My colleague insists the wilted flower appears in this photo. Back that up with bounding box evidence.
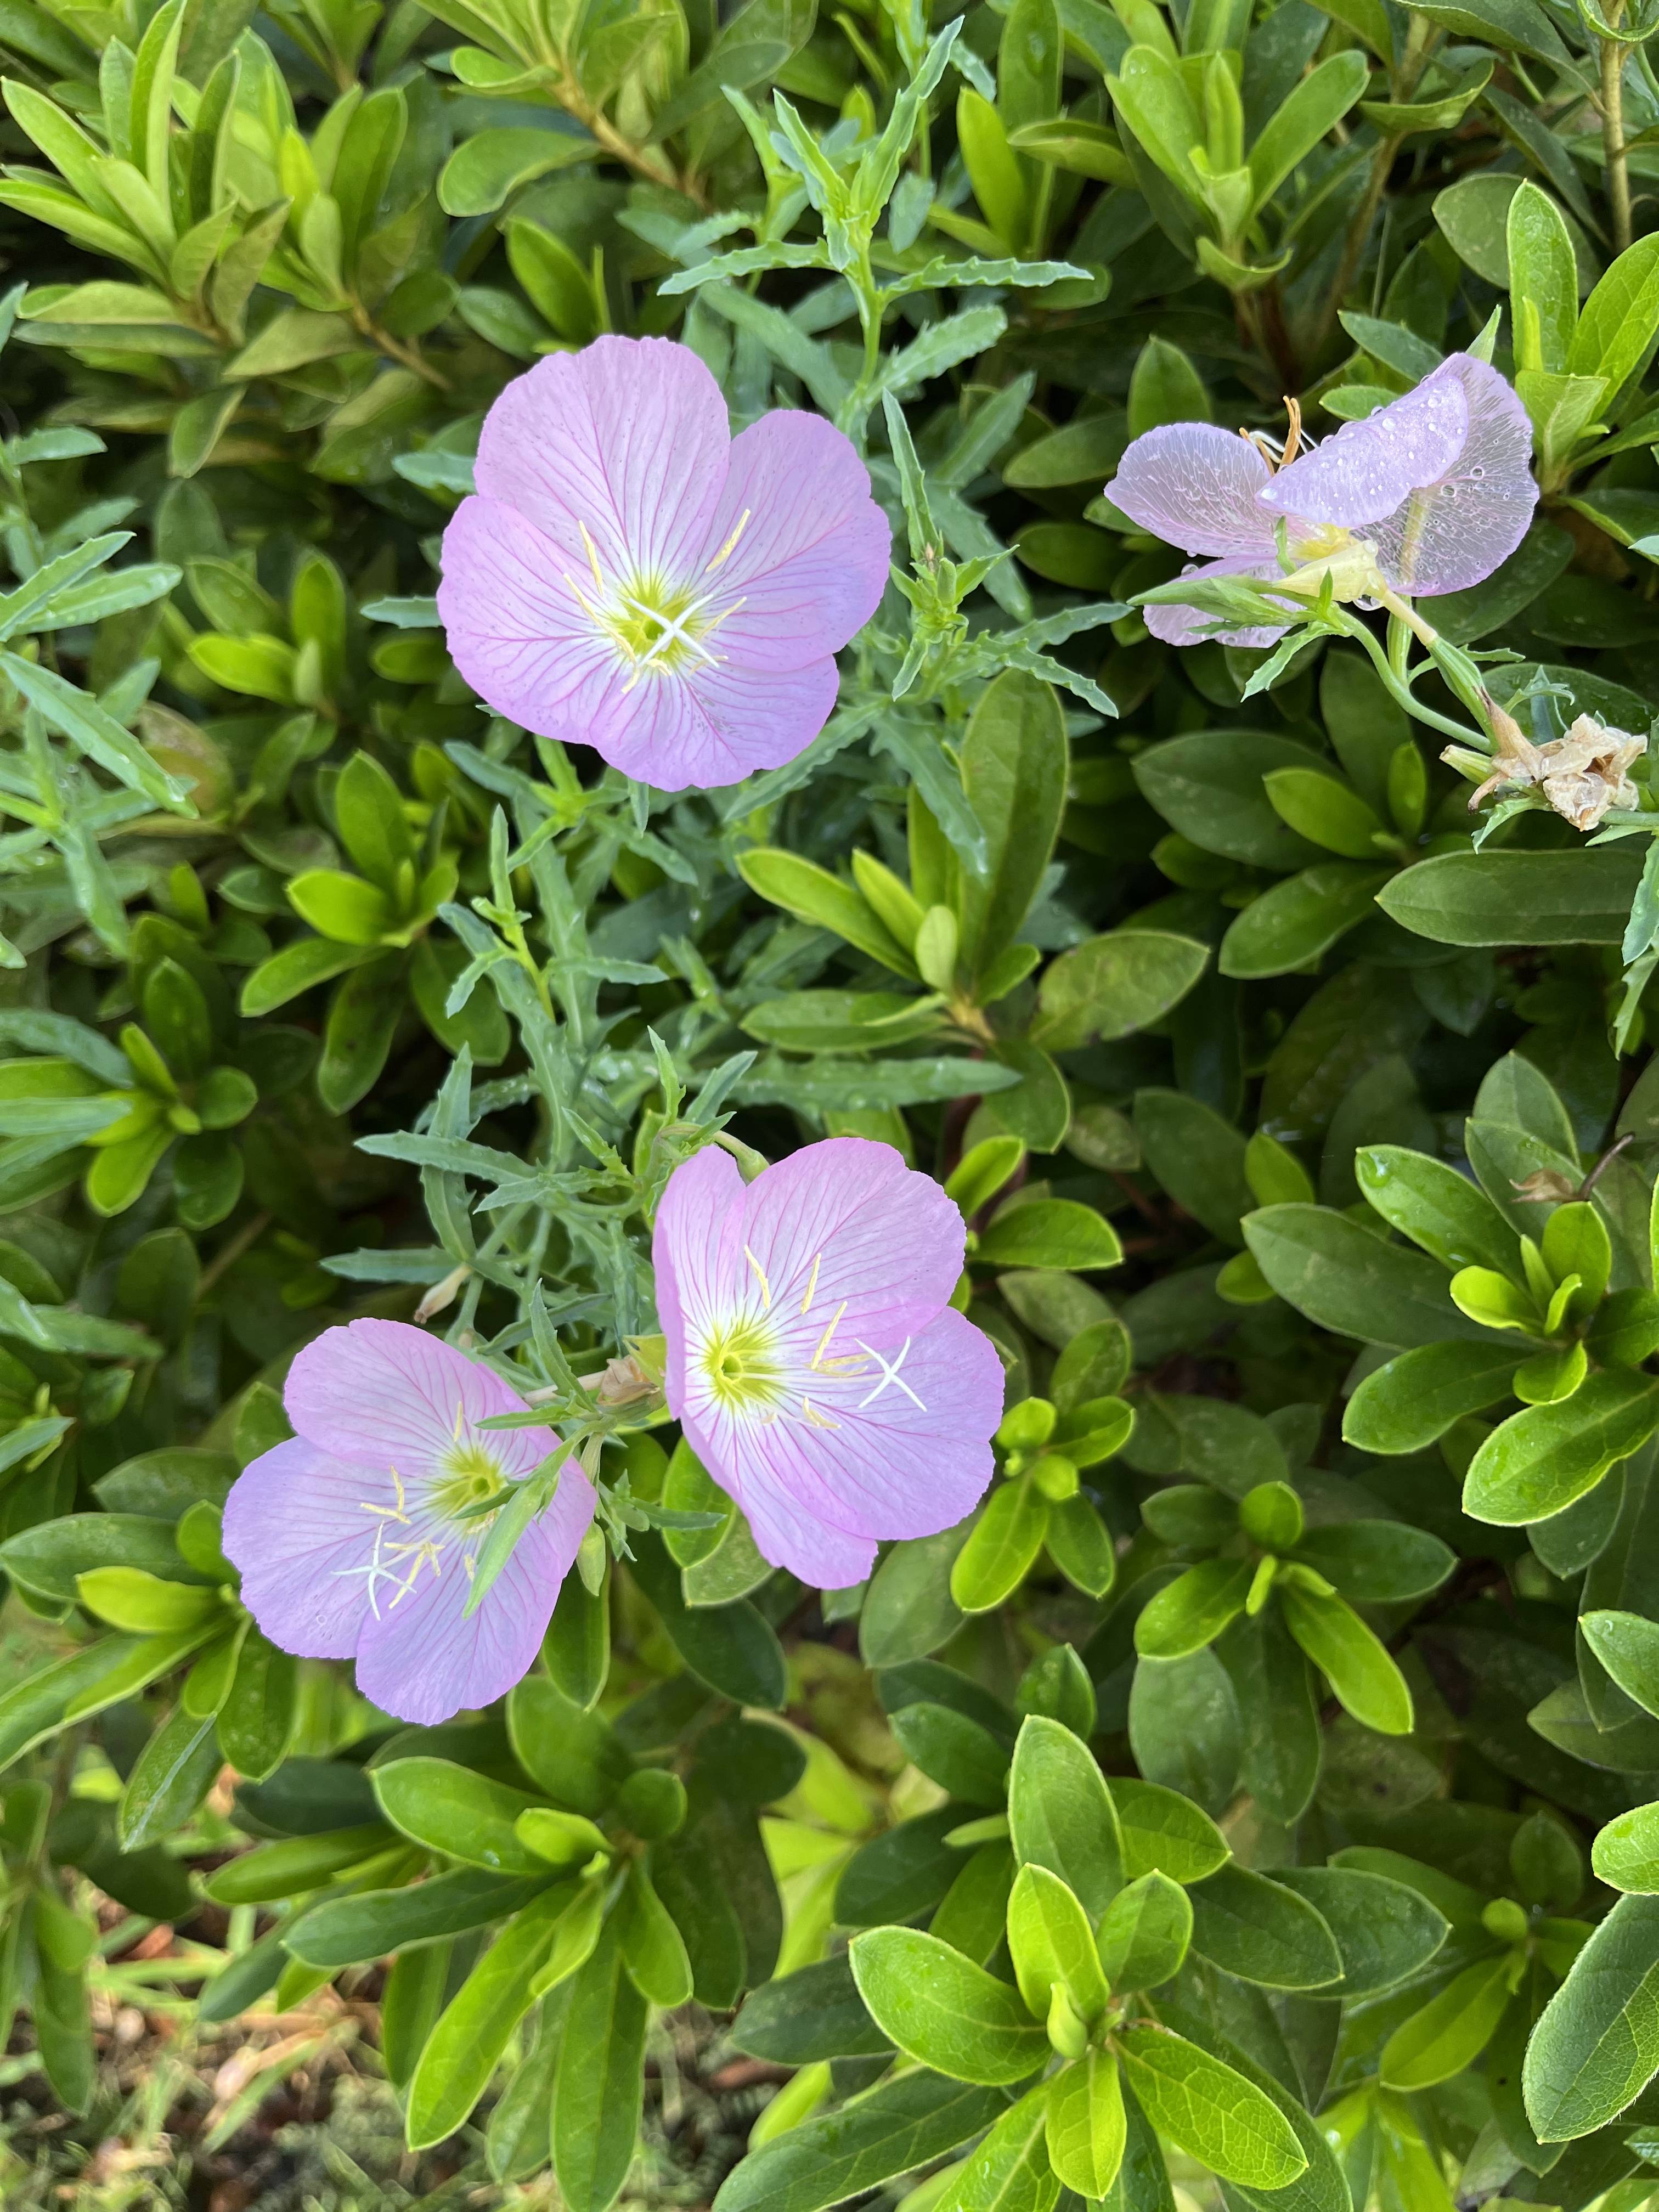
[1465,700,1646,830]
[223,1320,595,1726]
[653,1138,1005,1588]
[1105,353,1537,646]
[438,336,890,791]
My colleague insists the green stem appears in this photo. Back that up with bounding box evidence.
[1309,15,1435,361]
[1600,0,1633,255]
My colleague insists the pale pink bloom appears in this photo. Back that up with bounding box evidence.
[653,1139,1005,1588]
[222,1320,594,1726]
[1105,353,1537,645]
[438,336,890,789]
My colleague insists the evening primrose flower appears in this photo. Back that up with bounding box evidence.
[653,1138,1005,1588]
[438,336,890,791]
[1105,353,1537,646]
[222,1320,595,1726]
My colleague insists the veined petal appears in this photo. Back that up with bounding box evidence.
[655,1143,748,1419]
[439,495,623,733]
[1106,423,1279,558]
[1262,358,1471,528]
[284,1318,554,1481]
[621,657,841,791]
[727,1136,966,1348]
[1365,357,1539,595]
[222,1436,379,1661]
[473,335,730,586]
[696,411,890,673]
[1143,554,1297,648]
[354,1459,596,1726]
[680,1307,1002,1587]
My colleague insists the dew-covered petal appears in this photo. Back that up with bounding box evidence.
[438,495,622,741]
[680,1307,1002,1586]
[1105,423,1279,558]
[729,1137,966,1350]
[285,1318,554,1480]
[695,411,890,673]
[353,1459,596,1726]
[1142,555,1296,648]
[1263,367,1470,528]
[222,1437,376,1661]
[1363,357,1539,595]
[472,336,730,586]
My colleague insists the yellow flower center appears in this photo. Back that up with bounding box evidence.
[429,1440,509,1523]
[701,1314,783,1413]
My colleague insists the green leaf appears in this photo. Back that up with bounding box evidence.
[285,1868,559,1968]
[0,650,189,811]
[1343,1341,1520,1454]
[1592,1799,1659,1893]
[1507,182,1577,372]
[951,1480,1051,1613]
[710,2073,1009,2212]
[1243,1203,1509,1349]
[1187,1865,1342,1990]
[1268,1866,1448,1996]
[1046,2049,1126,2197]
[1031,931,1207,1053]
[553,1916,649,2212]
[1279,1582,1414,1735]
[371,1757,546,1873]
[628,1533,787,1708]
[407,1884,573,2149]
[957,671,1068,992]
[1354,1144,1520,1272]
[1220,865,1390,979]
[438,126,598,216]
[1115,2027,1306,2188]
[738,849,916,975]
[117,1705,221,1849]
[1381,1954,1516,2088]
[1007,1861,1108,2020]
[1581,1609,1659,1719]
[848,1927,1046,2084]
[1135,1560,1252,1661]
[1110,1778,1230,1884]
[1095,1870,1192,1990]
[1377,848,1645,947]
[1246,49,1367,211]
[1007,1714,1124,1917]
[1525,1892,1659,2138]
[952,2084,1060,2212]
[975,1200,1121,1272]
[731,1952,890,2063]
[1463,1373,1659,1523]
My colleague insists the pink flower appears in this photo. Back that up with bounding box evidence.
[653,1138,1005,1588]
[437,336,890,791]
[222,1320,595,1727]
[1104,353,1537,646]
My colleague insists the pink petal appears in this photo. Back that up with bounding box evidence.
[284,1319,554,1481]
[1106,423,1279,558]
[354,1460,596,1726]
[473,336,730,590]
[696,411,890,673]
[610,657,841,791]
[729,1137,966,1349]
[1364,357,1539,595]
[221,1437,376,1661]
[681,1307,1002,1585]
[1263,366,1470,529]
[654,1143,746,1423]
[1143,554,1297,648]
[438,495,624,738]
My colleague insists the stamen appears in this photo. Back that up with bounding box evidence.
[1281,395,1302,467]
[800,1395,840,1430]
[453,1400,465,1442]
[856,1338,926,1412]
[578,520,605,592]
[800,1252,822,1316]
[744,1245,774,1310]
[704,509,752,573]
[810,1300,848,1370]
